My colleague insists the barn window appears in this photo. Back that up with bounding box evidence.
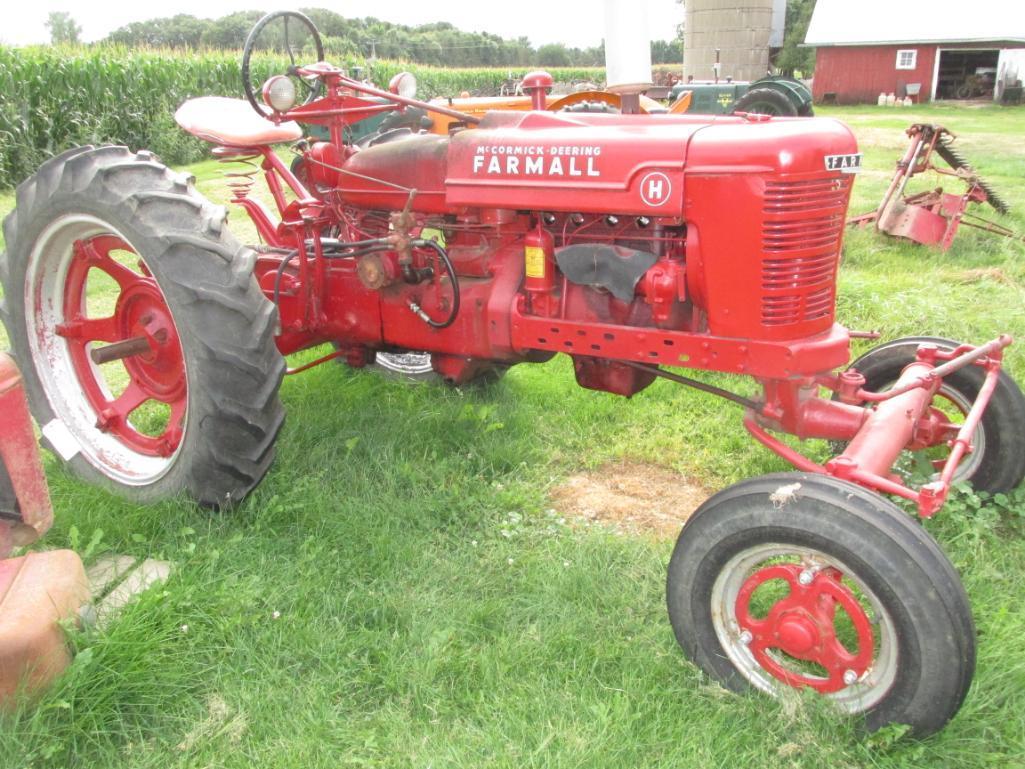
[896,49,918,70]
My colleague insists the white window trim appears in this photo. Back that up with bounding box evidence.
[896,49,918,70]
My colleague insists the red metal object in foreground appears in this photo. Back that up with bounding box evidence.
[0,551,90,706]
[736,564,874,693]
[0,353,53,558]
[0,353,89,707]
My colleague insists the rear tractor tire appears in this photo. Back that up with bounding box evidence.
[0,146,286,507]
[731,88,799,117]
[667,473,976,737]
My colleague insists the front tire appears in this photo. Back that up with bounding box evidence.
[0,146,285,507]
[666,473,975,736]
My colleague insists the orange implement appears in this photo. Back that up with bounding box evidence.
[0,550,89,706]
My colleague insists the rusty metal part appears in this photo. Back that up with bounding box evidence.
[89,336,154,365]
[356,253,396,290]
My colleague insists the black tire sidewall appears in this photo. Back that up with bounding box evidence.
[667,473,975,736]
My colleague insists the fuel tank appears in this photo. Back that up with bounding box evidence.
[333,132,451,213]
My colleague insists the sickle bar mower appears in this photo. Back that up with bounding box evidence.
[849,123,1022,249]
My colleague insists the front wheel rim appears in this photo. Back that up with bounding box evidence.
[26,214,188,486]
[710,543,898,713]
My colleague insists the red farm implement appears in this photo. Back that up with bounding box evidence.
[849,123,1022,250]
[2,10,1022,737]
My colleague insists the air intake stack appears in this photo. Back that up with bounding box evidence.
[604,0,653,111]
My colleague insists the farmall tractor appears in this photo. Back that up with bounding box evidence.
[2,10,1024,738]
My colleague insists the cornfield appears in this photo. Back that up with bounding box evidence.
[0,44,606,190]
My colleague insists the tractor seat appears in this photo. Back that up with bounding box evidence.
[174,97,302,147]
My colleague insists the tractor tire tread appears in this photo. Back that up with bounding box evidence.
[0,145,285,508]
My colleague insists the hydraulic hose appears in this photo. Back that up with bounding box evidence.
[407,238,460,329]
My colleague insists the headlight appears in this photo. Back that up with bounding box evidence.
[263,76,297,113]
[389,72,417,99]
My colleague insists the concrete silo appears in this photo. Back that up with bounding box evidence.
[683,0,783,82]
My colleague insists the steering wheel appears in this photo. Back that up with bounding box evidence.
[241,10,326,119]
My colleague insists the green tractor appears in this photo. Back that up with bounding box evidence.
[668,74,814,116]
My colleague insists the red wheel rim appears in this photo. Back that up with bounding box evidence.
[735,563,875,693]
[56,234,187,457]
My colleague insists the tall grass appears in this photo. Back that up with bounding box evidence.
[0,44,605,190]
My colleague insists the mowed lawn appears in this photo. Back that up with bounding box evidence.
[0,102,1024,768]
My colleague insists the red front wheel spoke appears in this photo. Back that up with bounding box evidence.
[736,564,875,694]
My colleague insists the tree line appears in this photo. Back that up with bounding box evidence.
[93,8,683,67]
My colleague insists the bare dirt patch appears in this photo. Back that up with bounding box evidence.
[550,460,712,539]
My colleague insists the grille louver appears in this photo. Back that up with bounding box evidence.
[760,176,852,327]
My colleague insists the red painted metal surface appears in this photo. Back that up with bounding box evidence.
[0,550,89,706]
[57,235,186,457]
[0,354,53,558]
[187,62,1014,518]
[736,563,874,693]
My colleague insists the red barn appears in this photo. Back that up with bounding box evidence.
[804,0,1025,104]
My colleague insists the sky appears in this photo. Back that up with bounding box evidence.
[1,0,684,49]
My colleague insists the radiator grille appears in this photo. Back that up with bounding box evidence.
[760,176,852,327]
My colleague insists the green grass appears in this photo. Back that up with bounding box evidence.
[1,103,1025,768]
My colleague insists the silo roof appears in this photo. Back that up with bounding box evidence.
[805,0,1025,46]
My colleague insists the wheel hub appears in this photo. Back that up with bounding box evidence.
[116,283,186,402]
[736,563,874,693]
[55,234,188,458]
[775,612,820,656]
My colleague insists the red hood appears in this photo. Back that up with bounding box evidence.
[444,110,857,216]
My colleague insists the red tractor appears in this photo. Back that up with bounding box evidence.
[2,11,1023,737]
